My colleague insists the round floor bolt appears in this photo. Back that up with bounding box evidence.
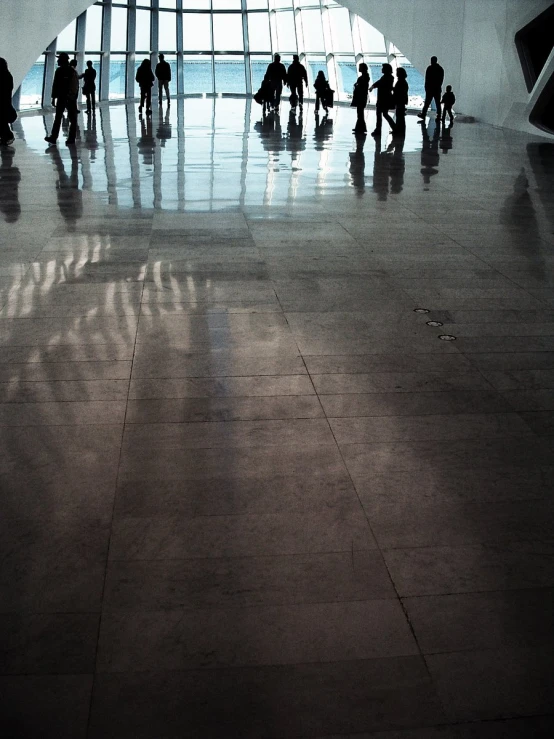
[439,334,457,341]
[427,321,443,327]
[413,308,430,314]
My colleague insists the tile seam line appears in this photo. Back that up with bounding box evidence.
[85,278,144,739]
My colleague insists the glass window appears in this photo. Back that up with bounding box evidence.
[300,9,324,52]
[248,13,271,52]
[247,0,268,7]
[329,8,354,53]
[213,14,244,52]
[275,11,296,52]
[182,0,211,8]
[183,14,211,51]
[357,18,386,54]
[19,55,46,109]
[159,0,177,8]
[213,0,242,8]
[57,19,77,51]
[183,55,213,93]
[111,7,128,52]
[136,9,151,51]
[274,0,293,9]
[159,11,177,51]
[214,56,246,93]
[109,54,127,99]
[251,55,271,91]
[335,58,357,100]
[85,5,103,52]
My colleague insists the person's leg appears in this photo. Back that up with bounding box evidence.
[275,84,282,109]
[448,106,454,124]
[315,93,320,112]
[146,88,152,113]
[419,91,433,117]
[158,80,163,104]
[383,109,396,132]
[372,106,382,134]
[356,104,367,131]
[0,117,12,142]
[395,106,406,136]
[139,88,145,111]
[91,91,96,111]
[434,91,442,120]
[49,102,65,140]
[66,99,78,143]
[164,81,170,103]
[298,83,303,105]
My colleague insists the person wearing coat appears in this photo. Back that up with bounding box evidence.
[369,63,396,137]
[44,52,79,146]
[136,59,155,115]
[80,61,97,114]
[351,62,370,134]
[393,67,409,137]
[265,54,288,112]
[0,58,15,146]
[287,55,308,109]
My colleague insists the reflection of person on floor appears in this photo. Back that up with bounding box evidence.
[50,147,82,230]
[0,147,21,222]
[393,67,409,138]
[287,109,305,167]
[314,111,333,151]
[349,135,366,195]
[156,106,172,146]
[138,115,155,165]
[372,138,391,201]
[387,136,406,194]
[440,122,454,154]
[420,120,441,186]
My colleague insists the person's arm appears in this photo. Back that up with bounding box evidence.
[303,66,308,86]
[51,69,59,104]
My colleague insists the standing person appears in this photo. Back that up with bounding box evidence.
[369,63,396,137]
[441,85,455,125]
[351,62,370,135]
[287,55,308,110]
[136,59,154,116]
[314,70,331,115]
[80,61,97,115]
[45,52,79,146]
[265,54,287,112]
[417,56,444,122]
[70,59,81,114]
[0,58,16,146]
[393,67,409,137]
[155,53,171,106]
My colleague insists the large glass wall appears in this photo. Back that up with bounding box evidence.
[17,0,424,109]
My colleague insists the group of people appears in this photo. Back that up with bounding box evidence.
[39,52,171,147]
[256,53,455,140]
[256,54,333,115]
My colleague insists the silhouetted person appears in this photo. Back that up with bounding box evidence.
[50,146,82,229]
[69,59,81,114]
[369,63,396,138]
[351,62,370,135]
[136,59,154,116]
[441,85,455,125]
[156,53,171,105]
[45,52,79,146]
[80,61,97,115]
[420,120,441,186]
[393,67,409,137]
[314,70,331,115]
[0,147,21,222]
[265,54,287,112]
[287,55,308,109]
[0,57,15,146]
[418,56,444,121]
[349,135,366,195]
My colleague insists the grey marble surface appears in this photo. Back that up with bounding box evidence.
[1,97,553,737]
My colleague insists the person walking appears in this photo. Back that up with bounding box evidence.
[314,70,331,115]
[369,63,396,137]
[393,66,409,137]
[136,58,155,116]
[45,52,79,146]
[0,58,16,146]
[287,55,308,110]
[80,61,97,115]
[155,53,171,106]
[418,56,444,122]
[351,62,370,135]
[265,54,287,112]
[441,85,455,125]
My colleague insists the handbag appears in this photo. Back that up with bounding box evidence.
[325,89,335,109]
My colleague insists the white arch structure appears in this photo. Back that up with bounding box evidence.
[1,0,552,137]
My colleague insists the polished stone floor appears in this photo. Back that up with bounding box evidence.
[1,97,554,738]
